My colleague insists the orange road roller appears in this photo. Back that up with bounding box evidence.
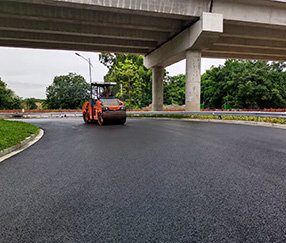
[82,82,126,125]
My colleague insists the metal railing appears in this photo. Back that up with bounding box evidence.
[0,112,82,118]
[0,111,285,120]
[128,111,286,119]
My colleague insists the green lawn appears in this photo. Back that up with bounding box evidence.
[0,119,39,151]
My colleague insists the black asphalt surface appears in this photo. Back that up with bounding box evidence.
[0,118,286,242]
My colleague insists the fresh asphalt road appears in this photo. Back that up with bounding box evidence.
[0,118,286,242]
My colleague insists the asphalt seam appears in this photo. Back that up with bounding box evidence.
[0,129,44,163]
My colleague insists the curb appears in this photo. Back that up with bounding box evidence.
[129,117,286,130]
[181,118,286,129]
[0,129,44,163]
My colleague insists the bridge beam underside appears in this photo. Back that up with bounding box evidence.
[0,1,199,54]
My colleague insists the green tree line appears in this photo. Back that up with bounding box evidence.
[1,57,285,110]
[0,78,44,110]
[0,74,89,110]
[100,55,285,109]
[0,78,22,109]
[99,54,152,108]
[201,60,286,109]
[45,73,89,109]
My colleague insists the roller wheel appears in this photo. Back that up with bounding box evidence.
[120,116,127,125]
[98,113,103,126]
[83,111,90,124]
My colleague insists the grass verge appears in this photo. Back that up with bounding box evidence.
[0,119,39,151]
[128,114,286,125]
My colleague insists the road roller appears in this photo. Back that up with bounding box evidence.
[82,82,126,125]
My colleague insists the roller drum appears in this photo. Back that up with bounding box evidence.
[102,111,126,125]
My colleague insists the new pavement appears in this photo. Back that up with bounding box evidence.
[0,118,286,242]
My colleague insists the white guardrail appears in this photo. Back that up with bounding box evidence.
[0,111,286,120]
[0,112,82,118]
[129,111,286,119]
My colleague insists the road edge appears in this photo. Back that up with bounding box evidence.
[0,129,44,163]
[129,117,286,129]
[181,118,286,129]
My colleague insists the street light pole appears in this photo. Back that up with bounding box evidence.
[75,53,94,117]
[75,52,93,85]
[75,52,94,96]
[88,58,92,86]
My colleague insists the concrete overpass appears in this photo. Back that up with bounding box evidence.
[0,0,285,111]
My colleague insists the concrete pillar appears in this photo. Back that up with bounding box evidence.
[185,50,201,112]
[152,66,164,111]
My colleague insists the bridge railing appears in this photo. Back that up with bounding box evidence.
[1,111,285,121]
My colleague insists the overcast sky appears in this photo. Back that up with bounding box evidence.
[0,47,225,99]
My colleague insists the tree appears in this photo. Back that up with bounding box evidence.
[201,60,286,109]
[164,74,185,105]
[0,77,22,109]
[99,54,152,108]
[24,98,37,110]
[45,73,89,109]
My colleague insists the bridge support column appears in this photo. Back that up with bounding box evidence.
[152,66,164,111]
[185,50,201,112]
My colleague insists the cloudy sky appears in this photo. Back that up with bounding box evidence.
[0,47,225,99]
